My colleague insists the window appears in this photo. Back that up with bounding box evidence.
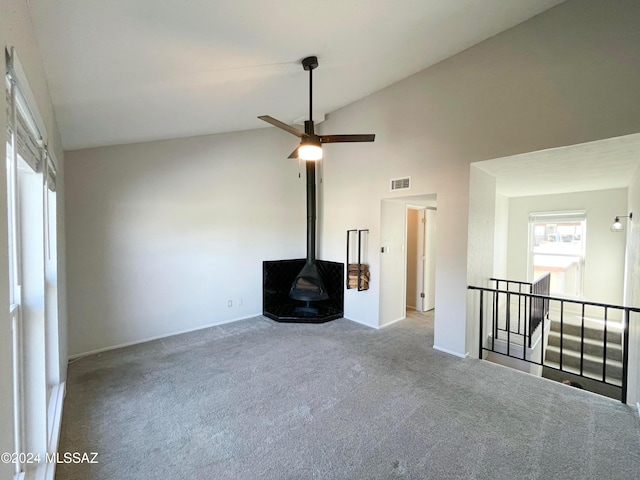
[6,47,61,478]
[529,211,586,298]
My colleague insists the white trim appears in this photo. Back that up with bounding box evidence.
[637,402,640,418]
[342,316,377,329]
[379,316,406,329]
[68,313,261,360]
[46,383,64,451]
[433,345,468,358]
[40,382,65,480]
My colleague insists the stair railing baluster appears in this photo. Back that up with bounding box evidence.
[521,288,527,361]
[478,290,484,359]
[603,306,608,382]
[559,300,564,371]
[621,309,630,404]
[492,290,496,352]
[525,285,530,348]
[506,292,511,357]
[580,303,586,376]
[528,291,533,349]
[540,296,545,366]
[518,283,522,335]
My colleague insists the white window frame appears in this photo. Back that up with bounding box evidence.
[6,46,63,480]
[528,210,587,299]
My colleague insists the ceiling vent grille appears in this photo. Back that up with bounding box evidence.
[390,177,411,191]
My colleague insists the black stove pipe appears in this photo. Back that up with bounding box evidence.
[289,120,329,302]
[305,159,316,264]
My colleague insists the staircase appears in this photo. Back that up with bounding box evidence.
[543,314,623,400]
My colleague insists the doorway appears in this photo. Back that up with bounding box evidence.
[406,206,436,312]
[379,194,437,327]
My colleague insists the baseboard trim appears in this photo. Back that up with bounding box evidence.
[69,313,262,360]
[379,316,406,329]
[433,345,468,358]
[343,316,377,329]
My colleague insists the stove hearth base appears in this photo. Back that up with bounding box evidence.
[263,259,344,323]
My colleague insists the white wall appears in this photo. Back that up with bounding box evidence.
[506,188,627,306]
[493,194,510,280]
[65,128,307,355]
[316,0,640,356]
[378,199,408,327]
[60,1,640,362]
[0,0,67,475]
[624,164,640,406]
[466,166,497,356]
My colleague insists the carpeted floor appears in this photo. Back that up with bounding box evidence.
[56,311,640,480]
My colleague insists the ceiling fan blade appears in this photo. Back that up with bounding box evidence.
[320,134,376,143]
[288,147,299,159]
[258,116,307,138]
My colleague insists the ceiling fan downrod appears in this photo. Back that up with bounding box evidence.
[257,54,375,160]
[302,56,318,136]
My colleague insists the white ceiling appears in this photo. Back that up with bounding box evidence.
[475,133,640,197]
[27,0,564,150]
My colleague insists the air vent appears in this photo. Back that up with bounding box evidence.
[390,177,411,191]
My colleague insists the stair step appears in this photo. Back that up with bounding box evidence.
[542,366,622,399]
[544,346,623,381]
[546,332,622,361]
[549,321,622,343]
[544,361,623,387]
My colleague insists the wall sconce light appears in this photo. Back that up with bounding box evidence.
[610,212,632,232]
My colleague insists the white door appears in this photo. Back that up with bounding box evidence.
[422,209,436,311]
[415,209,426,311]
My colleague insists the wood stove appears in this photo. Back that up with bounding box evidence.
[263,159,343,322]
[263,259,343,323]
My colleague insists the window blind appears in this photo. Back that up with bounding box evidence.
[529,211,586,224]
[6,47,57,190]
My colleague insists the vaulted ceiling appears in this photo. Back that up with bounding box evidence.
[27,0,564,150]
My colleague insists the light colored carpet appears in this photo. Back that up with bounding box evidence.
[56,311,640,479]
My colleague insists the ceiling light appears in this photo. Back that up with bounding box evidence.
[298,137,323,161]
[610,212,632,232]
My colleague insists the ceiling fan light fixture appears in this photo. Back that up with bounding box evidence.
[298,138,323,161]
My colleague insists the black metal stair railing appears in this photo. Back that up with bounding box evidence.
[490,273,550,347]
[468,283,639,403]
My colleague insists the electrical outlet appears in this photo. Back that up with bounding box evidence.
[227,300,232,307]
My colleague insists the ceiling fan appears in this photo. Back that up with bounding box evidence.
[258,56,375,161]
